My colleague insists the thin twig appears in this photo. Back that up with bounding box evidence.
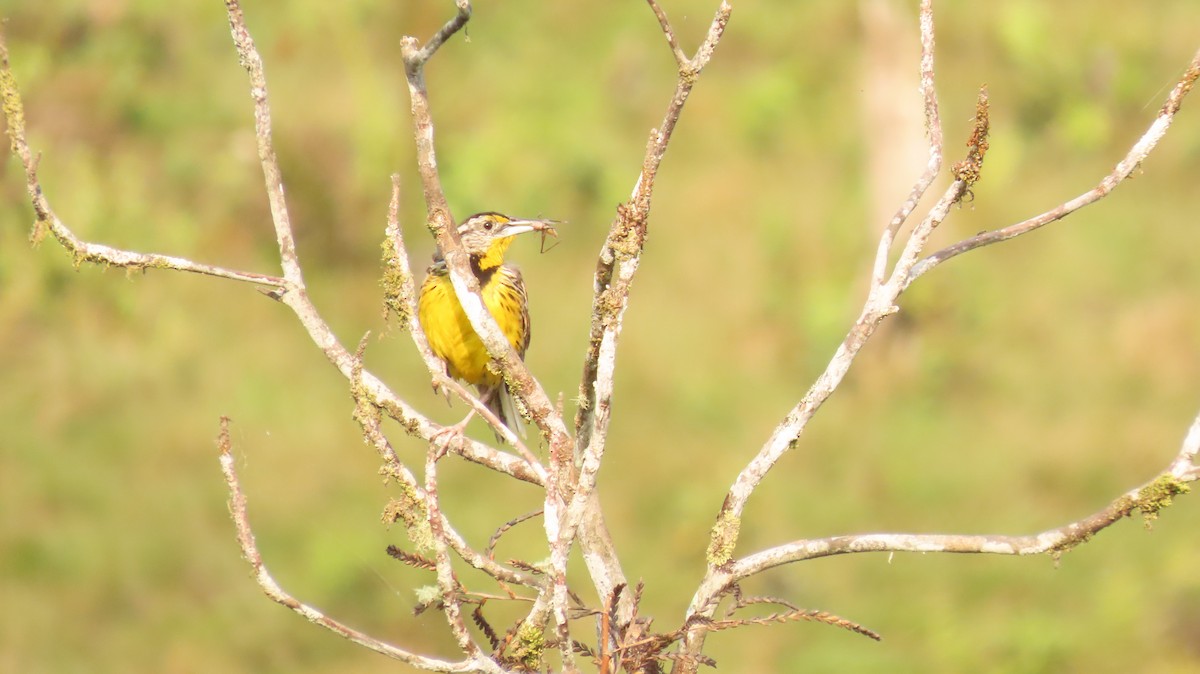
[415,1,473,65]
[646,0,689,68]
[908,46,1200,285]
[424,440,480,656]
[383,174,445,377]
[685,23,1030,669]
[400,0,565,448]
[487,509,545,560]
[680,403,1200,672]
[373,395,544,485]
[700,609,881,642]
[216,417,485,673]
[8,11,545,668]
[870,0,942,289]
[223,0,303,287]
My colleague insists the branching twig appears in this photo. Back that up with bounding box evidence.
[646,0,690,68]
[11,1,1197,671]
[704,4,1198,578]
[6,8,546,668]
[703,0,952,580]
[222,0,303,287]
[908,47,1200,284]
[870,0,943,289]
[482,509,544,601]
[575,0,733,470]
[382,174,447,380]
[676,8,1200,673]
[398,46,579,670]
[569,0,733,626]
[395,6,584,668]
[0,30,284,288]
[716,404,1200,581]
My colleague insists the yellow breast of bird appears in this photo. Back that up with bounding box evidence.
[418,265,529,387]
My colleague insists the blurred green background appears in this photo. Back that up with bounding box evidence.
[3,0,1200,672]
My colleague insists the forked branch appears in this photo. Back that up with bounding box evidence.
[8,1,1198,672]
[909,47,1200,284]
[567,0,732,630]
[704,3,1199,573]
[0,31,284,288]
[720,406,1200,587]
[675,5,1200,671]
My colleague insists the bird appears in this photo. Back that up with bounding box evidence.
[417,212,558,441]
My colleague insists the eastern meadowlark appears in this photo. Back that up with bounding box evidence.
[417,212,558,439]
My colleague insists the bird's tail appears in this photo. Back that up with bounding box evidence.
[484,384,526,441]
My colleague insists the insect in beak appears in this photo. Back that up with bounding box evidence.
[500,218,560,253]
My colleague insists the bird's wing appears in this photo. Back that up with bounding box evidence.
[498,265,532,357]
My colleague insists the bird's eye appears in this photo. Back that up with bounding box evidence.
[483,220,494,231]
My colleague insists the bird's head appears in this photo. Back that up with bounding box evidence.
[457,212,558,269]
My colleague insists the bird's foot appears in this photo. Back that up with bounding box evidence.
[429,411,476,456]
[431,375,454,406]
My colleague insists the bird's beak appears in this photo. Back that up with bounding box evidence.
[497,218,560,239]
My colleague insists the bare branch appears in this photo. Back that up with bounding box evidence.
[1171,410,1200,476]
[383,174,446,378]
[12,1,1196,670]
[870,0,943,288]
[706,170,974,576]
[0,29,284,288]
[223,0,304,287]
[394,10,582,662]
[646,0,690,69]
[569,2,732,623]
[576,1,733,458]
[8,9,544,666]
[373,394,544,485]
[676,4,1190,667]
[678,404,1200,671]
[217,417,489,673]
[5,7,473,511]
[908,46,1200,285]
[415,0,473,65]
[724,406,1200,580]
[424,443,482,657]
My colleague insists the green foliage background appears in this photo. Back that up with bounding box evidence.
[3,1,1200,672]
